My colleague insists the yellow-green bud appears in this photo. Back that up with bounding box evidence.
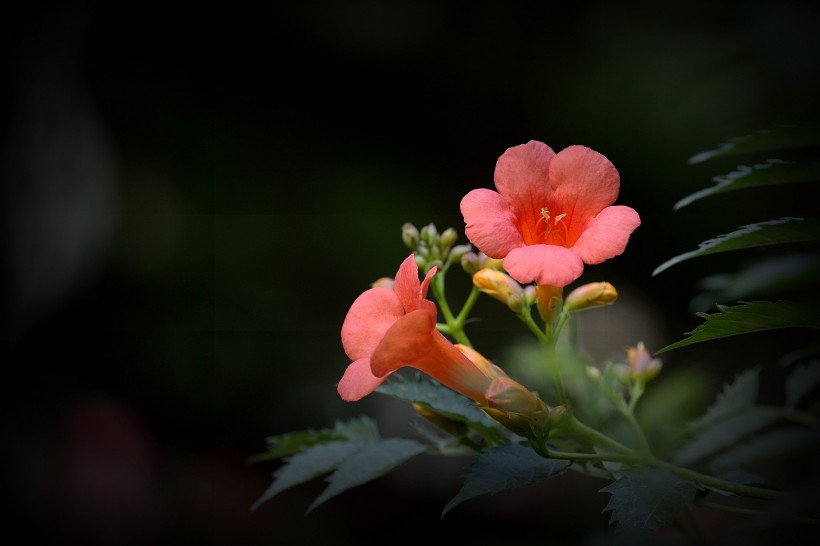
[371,277,394,288]
[449,244,472,262]
[420,223,437,244]
[564,282,618,312]
[401,223,419,250]
[439,227,458,248]
[548,405,567,427]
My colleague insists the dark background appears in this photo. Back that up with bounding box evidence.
[2,1,819,545]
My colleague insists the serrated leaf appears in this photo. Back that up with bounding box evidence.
[307,438,427,513]
[675,158,820,210]
[689,253,820,312]
[601,467,699,542]
[674,407,779,467]
[252,428,343,461]
[656,301,820,354]
[785,360,820,409]
[688,367,760,430]
[251,441,364,511]
[710,427,820,472]
[688,124,820,164]
[442,442,570,516]
[377,374,496,428]
[333,415,380,442]
[653,218,820,276]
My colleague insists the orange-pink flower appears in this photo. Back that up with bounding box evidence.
[460,140,641,287]
[337,254,497,402]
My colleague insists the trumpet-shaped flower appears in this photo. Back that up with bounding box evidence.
[337,254,498,402]
[460,140,641,287]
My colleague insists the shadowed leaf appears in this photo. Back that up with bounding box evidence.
[251,441,364,511]
[675,407,779,467]
[653,218,820,276]
[688,124,820,164]
[377,374,496,427]
[307,438,427,513]
[601,467,699,542]
[675,158,820,210]
[442,442,570,516]
[656,301,820,354]
[785,360,820,409]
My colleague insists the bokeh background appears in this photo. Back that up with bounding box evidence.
[3,1,819,544]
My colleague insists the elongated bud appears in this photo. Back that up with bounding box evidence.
[412,403,468,438]
[485,376,542,414]
[473,269,523,310]
[454,344,505,380]
[564,282,617,312]
[420,223,437,244]
[627,342,663,382]
[535,284,563,323]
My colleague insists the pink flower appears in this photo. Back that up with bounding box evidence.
[337,254,497,402]
[460,140,641,287]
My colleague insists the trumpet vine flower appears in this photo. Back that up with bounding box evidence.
[460,140,641,287]
[337,254,499,402]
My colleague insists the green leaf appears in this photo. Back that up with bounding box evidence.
[307,438,427,513]
[689,253,820,312]
[251,441,364,511]
[377,374,496,428]
[442,442,570,516]
[653,218,820,276]
[785,360,820,409]
[674,407,779,467]
[252,428,344,462]
[710,427,820,472]
[601,467,699,542]
[675,158,820,210]
[333,415,380,442]
[655,301,820,354]
[687,124,820,164]
[688,367,760,430]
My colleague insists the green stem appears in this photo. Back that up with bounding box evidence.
[518,307,549,344]
[544,340,569,407]
[454,286,481,329]
[431,273,472,347]
[657,461,784,500]
[696,499,820,524]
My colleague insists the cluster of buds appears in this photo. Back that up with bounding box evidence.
[402,222,471,271]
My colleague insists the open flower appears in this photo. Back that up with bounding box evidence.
[460,140,641,287]
[337,254,499,402]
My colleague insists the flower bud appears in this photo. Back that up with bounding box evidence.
[548,405,567,427]
[414,253,427,269]
[627,342,663,382]
[401,223,419,250]
[412,403,468,438]
[586,366,602,381]
[439,227,458,248]
[535,285,563,323]
[449,244,472,262]
[564,282,618,312]
[473,269,523,310]
[420,223,437,244]
[460,252,482,275]
[483,257,505,271]
[485,376,542,414]
[371,277,394,288]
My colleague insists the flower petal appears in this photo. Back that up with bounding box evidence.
[461,188,524,258]
[504,244,585,287]
[341,287,404,361]
[337,358,387,402]
[392,254,423,313]
[493,141,556,245]
[570,205,641,264]
[548,146,621,244]
[371,309,492,402]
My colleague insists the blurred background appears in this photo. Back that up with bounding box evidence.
[2,1,819,544]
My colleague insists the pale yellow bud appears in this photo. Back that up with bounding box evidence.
[564,282,618,312]
[473,269,523,309]
[371,277,394,288]
[535,284,563,323]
